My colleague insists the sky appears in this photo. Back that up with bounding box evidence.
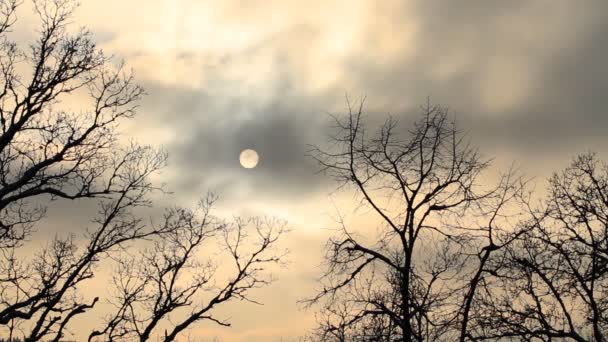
[11,0,608,340]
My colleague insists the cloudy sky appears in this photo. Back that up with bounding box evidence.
[13,0,608,340]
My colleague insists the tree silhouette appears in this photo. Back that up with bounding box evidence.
[89,197,287,342]
[0,0,170,339]
[307,100,527,341]
[0,1,287,341]
[469,153,608,341]
[0,0,150,248]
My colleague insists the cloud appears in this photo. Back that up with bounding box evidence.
[338,0,608,156]
[132,66,337,204]
[166,91,330,200]
[102,0,608,210]
[38,1,608,339]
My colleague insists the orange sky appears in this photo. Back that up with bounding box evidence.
[7,0,608,340]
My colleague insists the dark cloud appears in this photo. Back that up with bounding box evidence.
[138,78,335,202]
[171,96,329,199]
[16,1,608,339]
[343,0,608,156]
[130,0,608,204]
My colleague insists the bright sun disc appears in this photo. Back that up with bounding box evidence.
[239,149,259,169]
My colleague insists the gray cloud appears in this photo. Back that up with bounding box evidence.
[138,78,335,202]
[170,95,329,199]
[130,0,608,203]
[12,1,608,340]
[343,0,608,155]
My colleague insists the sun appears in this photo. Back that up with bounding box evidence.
[239,149,259,169]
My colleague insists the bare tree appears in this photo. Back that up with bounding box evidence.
[0,0,149,247]
[0,2,290,341]
[0,143,169,341]
[0,2,289,341]
[0,0,170,340]
[89,197,287,342]
[471,153,608,341]
[307,99,525,341]
[309,279,402,342]
[454,168,529,342]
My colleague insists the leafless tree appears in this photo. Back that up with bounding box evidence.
[0,0,150,247]
[306,99,526,341]
[88,197,287,342]
[0,2,289,341]
[308,281,402,342]
[0,0,169,340]
[0,143,170,341]
[470,153,608,341]
[454,167,530,342]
